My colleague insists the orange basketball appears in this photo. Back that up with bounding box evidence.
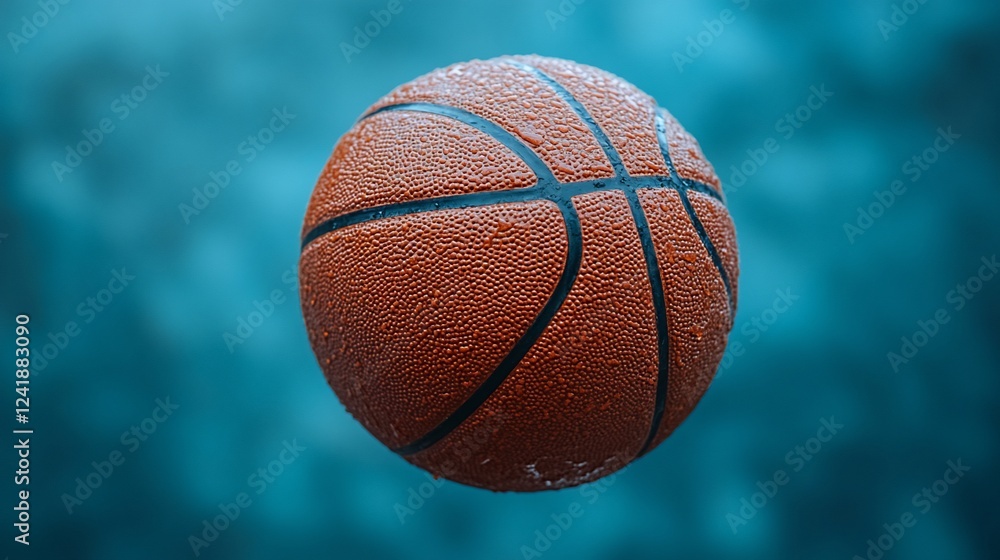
[299,55,738,492]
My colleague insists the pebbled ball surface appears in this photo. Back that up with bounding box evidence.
[300,55,739,492]
[300,201,565,449]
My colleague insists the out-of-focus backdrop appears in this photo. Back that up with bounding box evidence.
[2,0,999,558]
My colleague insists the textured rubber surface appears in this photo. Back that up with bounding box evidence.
[405,190,659,491]
[369,57,612,183]
[514,56,670,178]
[303,110,536,233]
[299,55,739,492]
[637,189,732,449]
[300,201,566,449]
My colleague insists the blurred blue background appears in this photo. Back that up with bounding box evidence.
[2,0,999,558]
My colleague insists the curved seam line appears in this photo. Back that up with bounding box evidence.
[302,102,722,249]
[392,201,583,456]
[511,60,672,462]
[679,190,735,313]
[655,109,734,313]
[634,108,732,452]
[655,108,726,201]
[300,174,720,249]
[626,191,672,457]
[363,102,556,181]
[503,58,626,177]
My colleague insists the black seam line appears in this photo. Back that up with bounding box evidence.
[626,191,672,458]
[654,107,727,202]
[502,59,627,178]
[299,174,721,250]
[634,108,734,454]
[655,108,682,181]
[654,109,734,313]
[678,190,735,313]
[301,101,722,249]
[392,201,584,456]
[363,103,556,182]
[510,60,672,462]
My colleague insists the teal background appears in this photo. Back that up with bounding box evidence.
[2,0,999,559]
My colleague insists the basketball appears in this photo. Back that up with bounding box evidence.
[299,55,738,492]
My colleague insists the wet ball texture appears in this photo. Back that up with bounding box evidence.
[300,55,739,492]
